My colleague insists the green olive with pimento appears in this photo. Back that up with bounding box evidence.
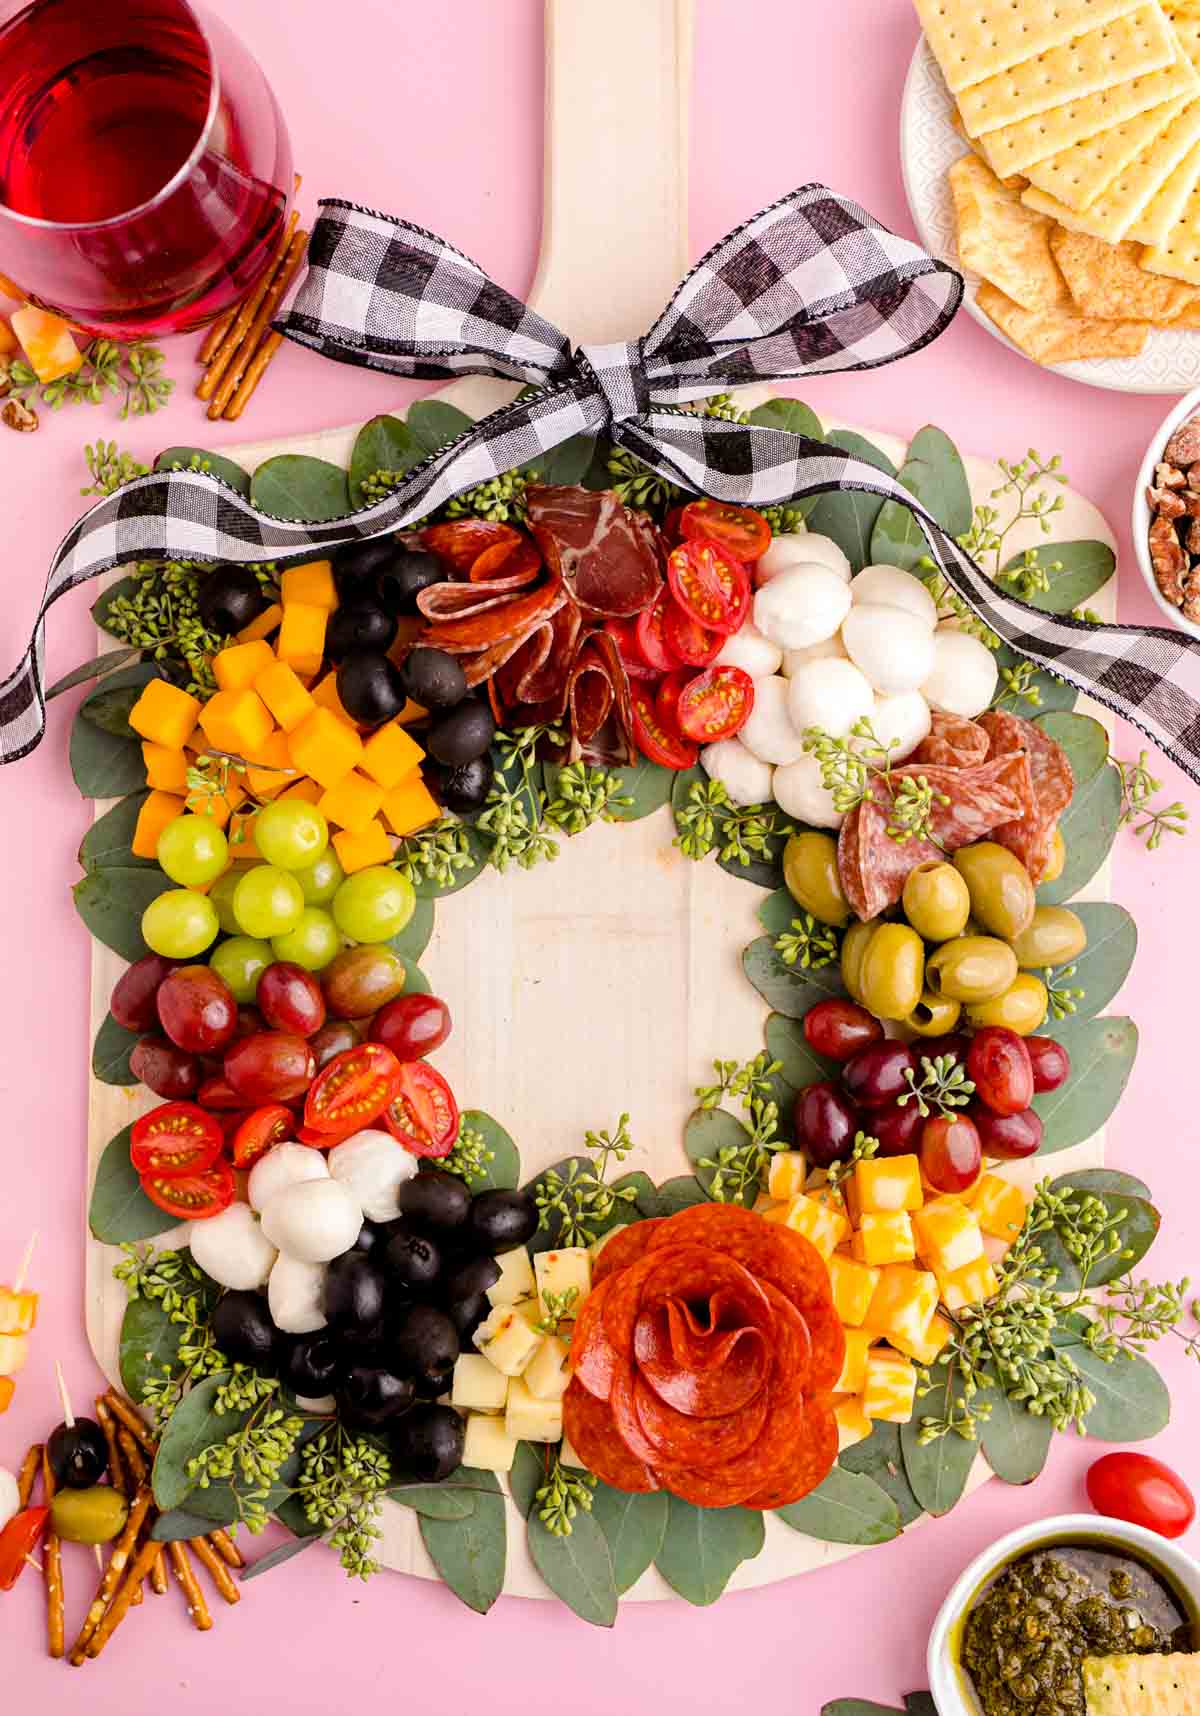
[857,923,925,1021]
[965,972,1049,1034]
[1009,906,1088,970]
[782,832,850,928]
[952,841,1037,941]
[925,935,1018,1004]
[901,860,971,942]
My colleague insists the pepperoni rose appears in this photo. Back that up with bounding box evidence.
[562,1203,845,1509]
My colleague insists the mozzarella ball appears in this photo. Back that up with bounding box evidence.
[785,658,874,741]
[842,603,936,695]
[754,566,851,650]
[850,564,938,628]
[700,738,774,807]
[783,634,848,676]
[268,1254,328,1335]
[328,1128,418,1223]
[738,675,806,765]
[0,1466,18,1533]
[189,1202,278,1291]
[921,627,999,718]
[772,753,845,830]
[865,691,932,762]
[248,1142,328,1214]
[715,620,783,679]
[756,532,851,586]
[260,1178,362,1264]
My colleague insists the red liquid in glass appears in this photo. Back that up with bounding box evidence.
[0,0,292,336]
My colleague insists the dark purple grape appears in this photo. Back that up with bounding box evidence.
[843,1042,916,1108]
[869,1099,923,1158]
[795,1081,859,1168]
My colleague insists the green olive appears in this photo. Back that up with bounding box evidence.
[901,861,971,942]
[905,990,962,1037]
[782,832,850,928]
[841,921,877,1005]
[858,923,925,1022]
[965,972,1049,1035]
[1008,906,1088,970]
[952,842,1037,941]
[50,1485,130,1546]
[926,936,1019,1004]
[1042,827,1067,884]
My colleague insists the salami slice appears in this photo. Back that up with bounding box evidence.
[570,1277,617,1401]
[632,1364,771,1467]
[591,1219,663,1286]
[422,519,523,573]
[978,710,1073,881]
[633,1304,769,1416]
[608,1357,665,1467]
[913,711,990,769]
[645,1206,833,1317]
[496,601,583,713]
[526,486,663,618]
[418,581,565,648]
[739,1394,840,1510]
[562,1379,657,1494]
[469,537,541,587]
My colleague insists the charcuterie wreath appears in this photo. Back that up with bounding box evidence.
[20,192,1200,1625]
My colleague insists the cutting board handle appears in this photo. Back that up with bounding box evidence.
[529,0,692,343]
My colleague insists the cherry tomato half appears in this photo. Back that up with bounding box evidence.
[304,1043,404,1136]
[129,1102,223,1178]
[1086,1453,1196,1539]
[662,598,723,667]
[602,616,656,681]
[383,1062,459,1157]
[676,665,755,743]
[231,1103,296,1170]
[631,687,699,769]
[0,1507,49,1591]
[141,1160,235,1222]
[667,539,751,636]
[655,668,696,735]
[680,500,772,562]
[635,590,684,674]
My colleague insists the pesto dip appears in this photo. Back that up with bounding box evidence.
[960,1544,1191,1716]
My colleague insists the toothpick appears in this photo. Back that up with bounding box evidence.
[54,1360,74,1428]
[13,1231,37,1294]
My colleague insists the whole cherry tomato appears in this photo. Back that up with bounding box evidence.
[602,616,656,681]
[655,668,696,735]
[1086,1452,1196,1539]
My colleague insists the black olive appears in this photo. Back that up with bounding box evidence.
[430,753,494,818]
[400,647,468,711]
[385,1226,442,1291]
[332,537,401,590]
[324,1253,388,1328]
[412,1365,455,1401]
[47,1420,109,1490]
[398,1168,472,1234]
[281,1331,343,1398]
[195,567,268,635]
[446,1291,490,1340]
[391,1303,460,1381]
[426,699,496,768]
[336,651,407,724]
[377,551,443,617]
[388,1404,465,1483]
[213,1289,277,1367]
[468,1188,539,1253]
[337,1366,415,1430]
[444,1254,500,1304]
[325,601,398,661]
[340,1318,390,1357]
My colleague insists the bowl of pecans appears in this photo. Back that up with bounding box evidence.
[1136,386,1200,638]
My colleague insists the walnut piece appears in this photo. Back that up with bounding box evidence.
[1150,513,1187,604]
[1165,417,1200,466]
[1,399,37,433]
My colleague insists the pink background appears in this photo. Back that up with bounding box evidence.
[2,0,1198,1708]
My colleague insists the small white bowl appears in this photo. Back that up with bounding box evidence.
[1133,383,1200,640]
[927,1512,1200,1716]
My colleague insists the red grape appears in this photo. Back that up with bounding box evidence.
[156,965,238,1054]
[110,954,181,1033]
[130,1035,201,1099]
[234,1007,266,1039]
[917,1034,970,1066]
[970,1102,1043,1162]
[196,1073,246,1110]
[843,1042,915,1107]
[370,995,452,1062]
[920,1113,982,1194]
[796,1081,860,1168]
[321,946,406,1019]
[224,1032,316,1104]
[869,1099,923,1158]
[310,1020,360,1069]
[256,962,326,1037]
[966,1027,1034,1117]
[801,999,883,1063]
[1026,1035,1070,1094]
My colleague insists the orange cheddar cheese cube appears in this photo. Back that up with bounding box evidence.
[395,697,428,727]
[141,743,188,794]
[183,776,247,828]
[970,1173,1028,1244]
[198,688,274,758]
[0,1376,13,1414]
[835,1329,875,1396]
[360,721,425,791]
[921,1162,983,1205]
[254,660,317,733]
[132,790,186,858]
[764,1193,847,1259]
[889,1309,952,1367]
[828,1254,880,1327]
[936,1255,998,1312]
[127,679,201,751]
[213,639,275,693]
[862,1349,917,1423]
[278,777,324,806]
[913,1198,985,1275]
[864,1264,939,1352]
[228,812,261,860]
[834,1395,872,1451]
[852,1155,924,1216]
[332,820,393,874]
[380,774,440,837]
[289,708,363,789]
[767,1150,808,1201]
[281,560,336,610]
[11,305,81,382]
[311,672,356,726]
[319,770,386,834]
[236,602,283,645]
[851,1211,915,1268]
[245,731,294,799]
[277,602,327,678]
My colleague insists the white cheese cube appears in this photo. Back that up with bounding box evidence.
[534,1246,592,1309]
[505,1377,564,1443]
[474,1303,544,1377]
[462,1412,518,1473]
[486,1246,536,1307]
[559,1435,588,1470]
[451,1354,509,1414]
[524,1335,571,1402]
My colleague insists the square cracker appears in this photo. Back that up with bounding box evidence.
[1143,167,1200,276]
[975,278,1151,360]
[959,6,1177,138]
[916,0,1142,94]
[1050,225,1200,314]
[950,107,1028,187]
[1083,1652,1200,1715]
[949,153,1068,309]
[1021,95,1200,239]
[1025,93,1187,212]
[1130,130,1200,237]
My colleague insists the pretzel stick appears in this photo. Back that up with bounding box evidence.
[68,1487,152,1665]
[117,1427,167,1595]
[102,1390,156,1455]
[85,1535,162,1660]
[196,305,236,365]
[197,207,301,401]
[207,231,307,420]
[206,1527,244,1570]
[222,330,284,421]
[94,1398,125,1492]
[40,1447,64,1659]
[168,1541,212,1631]
[187,1534,240,1605]
[16,1444,40,1506]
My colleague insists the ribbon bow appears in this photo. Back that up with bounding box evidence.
[8,183,1200,787]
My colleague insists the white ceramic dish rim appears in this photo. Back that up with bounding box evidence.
[1133,384,1200,641]
[926,1511,1200,1716]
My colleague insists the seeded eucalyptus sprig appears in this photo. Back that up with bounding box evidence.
[444,468,537,524]
[991,657,1045,712]
[392,819,476,887]
[534,1288,580,1339]
[825,1129,880,1191]
[442,1118,495,1186]
[113,1244,228,1428]
[543,761,633,834]
[897,1054,976,1120]
[11,336,174,416]
[694,1052,786,1205]
[534,1448,597,1537]
[774,912,840,970]
[957,448,1068,597]
[298,1423,391,1580]
[81,440,149,498]
[1044,963,1085,1021]
[1115,751,1189,851]
[186,1374,305,1534]
[535,1114,639,1246]
[674,778,793,866]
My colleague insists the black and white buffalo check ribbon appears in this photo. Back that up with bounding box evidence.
[9,183,1200,782]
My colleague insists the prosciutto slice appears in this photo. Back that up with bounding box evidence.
[526,486,664,617]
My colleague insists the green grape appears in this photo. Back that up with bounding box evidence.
[294,848,345,907]
[331,866,415,944]
[209,935,273,1003]
[254,800,330,870]
[156,814,229,887]
[209,866,254,936]
[142,890,219,959]
[271,907,342,972]
[232,865,306,939]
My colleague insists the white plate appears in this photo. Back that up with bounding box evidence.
[900,36,1200,396]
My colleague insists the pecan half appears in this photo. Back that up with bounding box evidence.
[1165,417,1200,466]
[1149,485,1188,519]
[1156,460,1187,487]
[1150,513,1188,604]
[1,398,37,433]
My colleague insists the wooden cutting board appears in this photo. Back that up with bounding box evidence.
[84,0,1117,1599]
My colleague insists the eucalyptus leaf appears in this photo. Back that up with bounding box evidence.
[274,1493,325,1539]
[544,757,674,823]
[155,446,252,495]
[822,1701,906,1716]
[589,1483,668,1594]
[387,1483,477,1521]
[1048,903,1136,1021]
[654,1175,713,1215]
[1051,1167,1151,1202]
[836,1423,925,1526]
[905,1696,939,1716]
[70,715,147,799]
[747,397,824,441]
[78,790,155,872]
[1049,1330,1171,1442]
[525,433,598,487]
[120,1296,183,1403]
[684,1108,756,1204]
[776,1466,901,1544]
[611,1171,658,1218]
[1004,540,1115,615]
[756,889,803,939]
[150,1508,225,1543]
[1037,1181,1160,1292]
[406,400,474,456]
[717,844,789,891]
[46,646,143,701]
[388,893,434,961]
[742,934,847,1017]
[394,954,431,997]
[901,1366,978,1516]
[419,1467,506,1613]
[250,455,350,521]
[870,426,971,571]
[458,1109,521,1192]
[976,1388,1054,1485]
[73,865,172,962]
[240,1535,324,1580]
[1039,764,1122,904]
[528,1508,618,1626]
[654,1495,765,1605]
[992,645,1078,717]
[507,1442,544,1518]
[1032,1016,1138,1153]
[93,1012,140,1085]
[807,433,898,572]
[764,1011,840,1090]
[92,576,140,636]
[153,1374,241,1511]
[81,660,165,730]
[1034,712,1109,789]
[349,414,423,505]
[89,1123,172,1243]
